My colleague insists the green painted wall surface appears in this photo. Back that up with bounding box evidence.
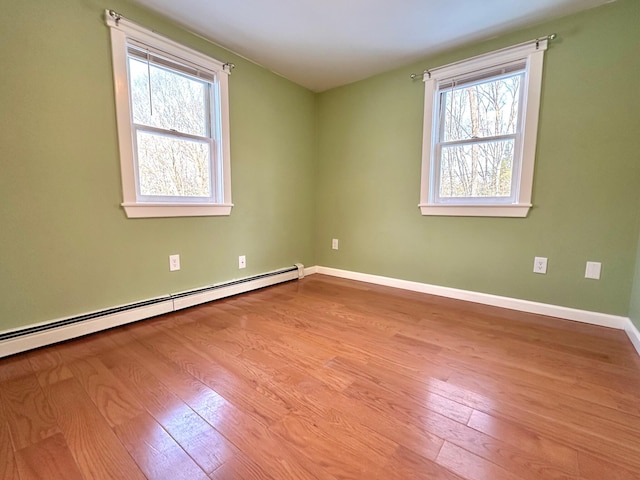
[315,0,640,316]
[0,0,316,331]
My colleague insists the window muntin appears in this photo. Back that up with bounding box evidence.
[105,11,232,218]
[419,41,547,217]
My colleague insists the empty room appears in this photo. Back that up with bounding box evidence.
[1,0,640,478]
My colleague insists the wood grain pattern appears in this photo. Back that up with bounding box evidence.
[0,373,59,449]
[44,377,146,480]
[0,354,33,383]
[374,446,466,480]
[209,451,275,480]
[270,412,385,479]
[195,394,335,480]
[14,433,84,480]
[0,274,639,480]
[27,346,73,387]
[66,356,144,427]
[295,371,446,461]
[113,411,210,480]
[343,376,582,480]
[104,346,236,474]
[0,402,20,480]
[436,441,525,480]
[577,452,640,480]
[466,409,579,473]
[129,323,290,423]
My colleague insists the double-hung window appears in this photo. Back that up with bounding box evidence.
[106,11,232,218]
[419,40,548,217]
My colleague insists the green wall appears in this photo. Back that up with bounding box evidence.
[2,0,640,334]
[0,0,316,331]
[315,0,640,316]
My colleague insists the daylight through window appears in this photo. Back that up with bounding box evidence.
[106,11,232,218]
[419,40,548,217]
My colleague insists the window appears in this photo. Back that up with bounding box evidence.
[105,11,233,218]
[419,40,548,217]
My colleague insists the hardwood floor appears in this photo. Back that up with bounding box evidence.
[1,274,640,479]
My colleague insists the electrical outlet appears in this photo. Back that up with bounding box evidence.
[533,256,547,274]
[585,261,601,280]
[332,238,339,250]
[239,255,246,269]
[169,254,180,271]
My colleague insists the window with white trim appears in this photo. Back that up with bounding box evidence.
[105,11,233,218]
[419,40,548,217]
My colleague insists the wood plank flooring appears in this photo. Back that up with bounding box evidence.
[1,274,640,479]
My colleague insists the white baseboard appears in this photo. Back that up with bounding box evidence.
[304,265,319,276]
[625,319,640,356]
[314,266,630,331]
[0,266,301,359]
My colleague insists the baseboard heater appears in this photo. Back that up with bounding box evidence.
[0,263,305,359]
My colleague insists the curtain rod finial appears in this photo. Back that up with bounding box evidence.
[108,9,123,25]
[409,69,429,80]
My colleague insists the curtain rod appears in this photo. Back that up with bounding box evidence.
[107,9,236,73]
[409,33,557,80]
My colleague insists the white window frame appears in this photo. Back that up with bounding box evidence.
[419,40,547,218]
[105,11,233,218]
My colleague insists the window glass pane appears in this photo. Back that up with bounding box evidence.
[136,131,211,197]
[439,139,514,198]
[441,73,521,142]
[128,57,208,137]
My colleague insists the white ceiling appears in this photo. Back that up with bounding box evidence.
[128,0,614,92]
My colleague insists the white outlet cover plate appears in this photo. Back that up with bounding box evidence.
[585,261,601,279]
[169,254,180,271]
[533,256,547,274]
[239,255,246,269]
[332,239,339,250]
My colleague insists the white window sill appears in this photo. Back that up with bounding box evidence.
[419,203,531,218]
[122,203,233,218]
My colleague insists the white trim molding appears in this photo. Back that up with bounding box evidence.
[304,265,319,276]
[418,203,532,218]
[419,40,547,218]
[625,319,640,356]
[314,266,631,331]
[120,203,233,218]
[105,10,233,218]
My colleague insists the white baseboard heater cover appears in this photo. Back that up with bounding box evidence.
[0,264,305,359]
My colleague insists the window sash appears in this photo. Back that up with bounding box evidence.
[436,70,525,144]
[126,46,219,203]
[132,125,216,203]
[127,52,214,138]
[433,134,521,204]
[431,68,527,205]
